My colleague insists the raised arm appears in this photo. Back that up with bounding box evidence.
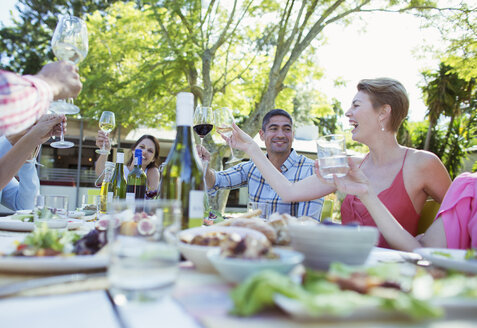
[332,158,447,251]
[225,123,335,202]
[0,114,64,190]
[94,130,110,176]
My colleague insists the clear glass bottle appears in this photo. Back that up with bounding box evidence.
[99,161,115,213]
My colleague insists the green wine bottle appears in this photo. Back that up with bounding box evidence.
[126,149,147,200]
[160,92,205,230]
[111,152,127,199]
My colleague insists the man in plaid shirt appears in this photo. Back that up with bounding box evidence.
[199,109,323,220]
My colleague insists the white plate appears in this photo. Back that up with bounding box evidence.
[414,248,477,274]
[274,294,477,321]
[0,254,108,273]
[0,216,82,232]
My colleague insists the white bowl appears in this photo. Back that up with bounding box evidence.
[289,222,378,270]
[207,248,304,284]
[178,226,268,273]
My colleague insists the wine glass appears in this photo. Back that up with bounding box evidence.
[215,107,241,164]
[50,15,88,149]
[96,111,116,155]
[193,106,214,146]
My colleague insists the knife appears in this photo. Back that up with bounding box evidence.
[0,272,106,298]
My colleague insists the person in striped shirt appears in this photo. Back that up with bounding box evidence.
[0,61,82,136]
[197,109,323,220]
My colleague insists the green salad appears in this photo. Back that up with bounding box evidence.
[12,223,81,256]
[230,262,477,320]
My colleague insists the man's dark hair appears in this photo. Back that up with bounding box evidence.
[261,109,293,131]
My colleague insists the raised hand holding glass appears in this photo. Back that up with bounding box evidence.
[96,111,115,155]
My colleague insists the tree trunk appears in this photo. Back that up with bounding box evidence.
[424,119,433,151]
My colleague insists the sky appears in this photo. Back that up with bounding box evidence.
[0,1,445,122]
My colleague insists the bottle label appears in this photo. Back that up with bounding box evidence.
[176,92,194,126]
[189,190,205,219]
[126,193,135,201]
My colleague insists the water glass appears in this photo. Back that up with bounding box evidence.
[107,199,182,305]
[316,134,349,180]
[43,195,69,217]
[247,201,270,220]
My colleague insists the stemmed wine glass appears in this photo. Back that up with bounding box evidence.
[96,111,116,155]
[50,15,88,148]
[193,106,214,147]
[215,107,241,164]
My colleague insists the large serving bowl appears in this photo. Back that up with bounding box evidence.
[288,222,379,270]
[178,226,267,273]
[207,248,304,284]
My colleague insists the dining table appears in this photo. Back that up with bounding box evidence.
[0,224,476,328]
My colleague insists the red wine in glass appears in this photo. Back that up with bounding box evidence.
[193,124,213,138]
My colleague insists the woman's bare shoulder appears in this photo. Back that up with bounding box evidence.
[405,148,442,167]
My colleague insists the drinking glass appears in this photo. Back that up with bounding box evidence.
[34,195,69,230]
[108,199,182,305]
[247,201,271,220]
[96,111,116,155]
[316,134,349,180]
[50,15,88,149]
[215,107,241,164]
[193,106,214,147]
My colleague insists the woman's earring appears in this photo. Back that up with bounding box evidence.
[380,123,385,131]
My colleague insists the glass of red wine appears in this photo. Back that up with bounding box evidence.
[193,106,214,146]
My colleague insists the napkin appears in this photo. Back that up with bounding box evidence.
[0,291,118,328]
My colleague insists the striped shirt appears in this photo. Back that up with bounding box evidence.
[0,70,52,136]
[210,149,323,220]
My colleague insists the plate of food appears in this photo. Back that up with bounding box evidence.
[0,224,108,273]
[414,248,477,274]
[229,261,477,321]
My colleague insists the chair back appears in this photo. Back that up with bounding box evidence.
[87,188,101,204]
[320,199,334,221]
[417,199,440,234]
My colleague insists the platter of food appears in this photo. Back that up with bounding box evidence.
[229,261,477,321]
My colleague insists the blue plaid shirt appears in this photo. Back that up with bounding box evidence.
[209,149,323,220]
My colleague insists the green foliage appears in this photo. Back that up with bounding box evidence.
[0,0,123,74]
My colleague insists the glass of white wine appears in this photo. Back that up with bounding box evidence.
[215,107,241,164]
[50,15,88,149]
[96,111,116,155]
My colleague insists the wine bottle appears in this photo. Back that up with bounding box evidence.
[126,149,147,200]
[160,92,205,230]
[111,152,127,199]
[100,161,115,213]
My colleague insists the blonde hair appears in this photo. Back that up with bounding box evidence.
[357,78,409,132]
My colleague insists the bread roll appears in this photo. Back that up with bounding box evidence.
[217,218,277,244]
